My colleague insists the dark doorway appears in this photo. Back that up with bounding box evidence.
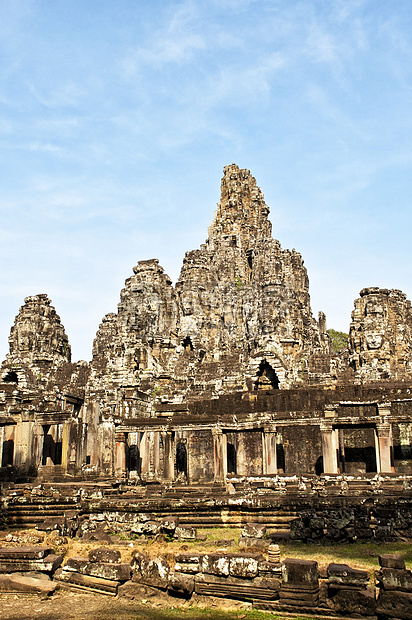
[338,426,377,474]
[42,425,62,466]
[255,361,280,390]
[127,444,141,473]
[183,336,194,351]
[276,443,285,473]
[3,371,18,383]
[1,439,14,467]
[227,442,237,474]
[176,441,187,475]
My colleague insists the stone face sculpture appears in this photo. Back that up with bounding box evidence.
[349,287,412,381]
[88,164,331,413]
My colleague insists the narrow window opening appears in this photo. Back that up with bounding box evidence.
[183,336,194,351]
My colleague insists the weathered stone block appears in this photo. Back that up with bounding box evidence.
[328,585,377,616]
[200,554,229,576]
[55,569,119,595]
[160,516,179,533]
[282,558,318,587]
[88,547,121,564]
[0,573,57,595]
[131,520,161,536]
[194,573,279,601]
[377,568,412,592]
[175,526,197,540]
[379,553,406,569]
[132,555,170,589]
[0,546,52,560]
[64,557,130,581]
[168,571,195,597]
[118,581,164,599]
[377,589,412,619]
[241,523,267,539]
[239,537,269,550]
[0,553,63,574]
[229,555,259,579]
[327,562,369,587]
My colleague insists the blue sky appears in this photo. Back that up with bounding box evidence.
[1,0,412,361]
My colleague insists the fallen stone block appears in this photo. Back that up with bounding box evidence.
[131,520,162,536]
[379,553,406,570]
[282,558,318,587]
[200,554,229,576]
[377,589,412,619]
[239,537,269,550]
[175,526,197,540]
[64,557,131,582]
[229,555,260,579]
[0,553,63,574]
[377,567,412,592]
[168,571,195,597]
[132,554,170,589]
[0,546,52,560]
[0,573,57,595]
[241,523,267,539]
[327,585,377,616]
[160,516,179,533]
[88,547,121,564]
[118,580,167,600]
[194,573,280,601]
[54,569,119,595]
[327,562,369,587]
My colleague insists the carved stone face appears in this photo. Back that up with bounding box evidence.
[365,301,384,316]
[181,291,194,316]
[365,332,383,349]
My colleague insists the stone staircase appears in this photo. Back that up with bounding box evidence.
[1,479,298,536]
[1,484,81,530]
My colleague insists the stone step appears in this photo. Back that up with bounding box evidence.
[6,504,78,513]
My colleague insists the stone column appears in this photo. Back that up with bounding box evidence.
[321,423,338,474]
[213,428,227,482]
[115,432,127,478]
[376,423,393,473]
[263,426,277,475]
[61,423,70,471]
[376,403,393,474]
[163,431,175,481]
[13,421,31,469]
[140,431,150,479]
[0,426,4,466]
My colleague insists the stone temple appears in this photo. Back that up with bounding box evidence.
[1,163,412,498]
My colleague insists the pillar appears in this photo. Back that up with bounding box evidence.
[263,426,277,474]
[61,422,70,471]
[140,431,150,478]
[115,432,127,478]
[213,428,227,482]
[377,403,393,473]
[163,431,174,481]
[376,423,393,473]
[13,421,31,469]
[153,431,161,477]
[321,423,338,474]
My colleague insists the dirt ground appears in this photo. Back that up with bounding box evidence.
[0,589,255,620]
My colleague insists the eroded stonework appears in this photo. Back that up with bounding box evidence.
[89,164,331,421]
[1,164,412,483]
[349,287,412,381]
